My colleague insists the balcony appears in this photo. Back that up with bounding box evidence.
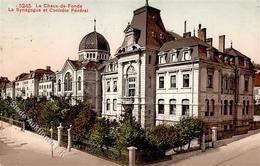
[121,97,134,105]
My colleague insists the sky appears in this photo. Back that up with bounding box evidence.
[0,0,259,80]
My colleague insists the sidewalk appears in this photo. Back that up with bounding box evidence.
[150,131,260,166]
[0,121,119,166]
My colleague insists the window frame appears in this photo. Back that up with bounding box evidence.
[183,74,190,88]
[158,99,165,114]
[159,76,165,89]
[169,99,176,115]
[170,75,177,88]
[182,99,190,115]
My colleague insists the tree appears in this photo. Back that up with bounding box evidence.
[89,118,116,151]
[146,125,177,151]
[175,117,203,150]
[0,99,13,117]
[113,115,145,155]
[72,101,96,142]
[39,100,61,128]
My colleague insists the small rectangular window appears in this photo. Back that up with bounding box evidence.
[158,100,164,114]
[106,99,110,111]
[159,76,164,88]
[106,81,110,92]
[207,72,213,88]
[183,74,189,88]
[113,81,117,92]
[170,75,176,88]
[169,99,176,115]
[244,78,249,92]
[113,99,117,111]
[149,55,151,64]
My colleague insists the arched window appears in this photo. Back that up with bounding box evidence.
[158,99,164,114]
[182,99,189,115]
[205,99,209,116]
[113,99,117,111]
[246,100,249,114]
[242,100,246,115]
[211,99,215,116]
[229,100,233,115]
[78,76,81,91]
[221,100,223,115]
[169,99,176,115]
[106,99,110,111]
[64,72,72,91]
[224,100,228,115]
[58,79,61,92]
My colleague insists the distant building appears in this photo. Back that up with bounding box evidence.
[39,73,56,99]
[0,76,10,99]
[254,72,260,105]
[5,81,15,99]
[15,67,54,99]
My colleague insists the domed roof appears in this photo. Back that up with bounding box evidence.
[79,31,110,52]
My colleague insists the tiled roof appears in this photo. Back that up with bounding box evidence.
[166,31,182,40]
[68,60,97,70]
[16,69,54,81]
[225,47,248,58]
[160,36,211,51]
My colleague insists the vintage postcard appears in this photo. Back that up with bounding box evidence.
[0,0,260,166]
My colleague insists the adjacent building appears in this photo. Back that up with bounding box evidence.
[100,2,255,138]
[54,28,110,112]
[15,67,54,99]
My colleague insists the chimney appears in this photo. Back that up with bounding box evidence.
[46,66,51,70]
[219,35,225,52]
[198,24,206,41]
[206,38,213,46]
[184,21,187,33]
[183,32,191,38]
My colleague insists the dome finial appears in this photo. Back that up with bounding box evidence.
[94,18,96,32]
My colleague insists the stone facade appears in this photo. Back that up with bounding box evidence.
[100,2,255,135]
